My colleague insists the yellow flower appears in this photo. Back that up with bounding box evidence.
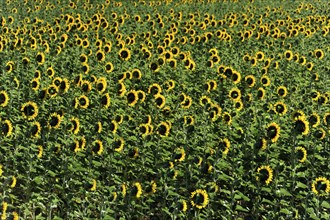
[121,183,127,197]
[266,122,280,143]
[295,147,307,163]
[134,182,143,198]
[21,101,39,121]
[114,137,125,152]
[0,91,9,107]
[256,165,273,185]
[90,179,97,191]
[37,146,43,158]
[311,177,330,196]
[190,189,209,209]
[10,176,17,188]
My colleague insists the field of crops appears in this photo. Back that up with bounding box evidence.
[0,0,330,219]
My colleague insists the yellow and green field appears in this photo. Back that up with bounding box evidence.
[0,0,329,219]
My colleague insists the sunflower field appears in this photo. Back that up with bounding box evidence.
[0,0,330,219]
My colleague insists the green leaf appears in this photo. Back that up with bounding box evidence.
[321,201,330,209]
[296,181,308,189]
[261,187,271,193]
[34,176,43,185]
[261,198,275,205]
[235,205,249,212]
[280,209,291,215]
[278,188,292,197]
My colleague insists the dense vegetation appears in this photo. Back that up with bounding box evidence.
[0,0,329,219]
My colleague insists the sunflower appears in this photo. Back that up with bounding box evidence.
[2,119,13,138]
[48,113,62,129]
[255,51,265,61]
[260,74,271,87]
[132,182,143,198]
[157,121,171,137]
[92,140,103,155]
[311,177,330,196]
[148,83,162,96]
[118,48,131,61]
[68,117,80,135]
[274,101,287,116]
[313,128,326,140]
[309,113,320,128]
[200,96,211,106]
[155,94,166,109]
[181,96,192,109]
[220,138,231,155]
[37,145,43,158]
[132,68,142,80]
[284,50,293,61]
[128,147,139,158]
[96,77,107,94]
[36,52,45,65]
[0,91,9,107]
[222,112,232,125]
[78,95,89,109]
[322,112,330,126]
[81,62,90,74]
[21,101,39,121]
[96,50,105,62]
[306,62,314,71]
[174,147,186,162]
[47,85,58,98]
[113,137,125,152]
[266,122,280,143]
[294,116,309,136]
[257,87,266,100]
[295,146,307,163]
[228,88,241,102]
[105,62,114,73]
[184,116,195,126]
[46,66,55,78]
[245,75,256,88]
[81,80,92,93]
[89,179,97,191]
[126,90,139,107]
[59,78,70,94]
[109,120,118,134]
[101,93,111,109]
[314,49,324,59]
[190,189,209,209]
[10,176,16,188]
[30,121,41,138]
[31,79,40,91]
[277,86,288,97]
[256,165,273,185]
